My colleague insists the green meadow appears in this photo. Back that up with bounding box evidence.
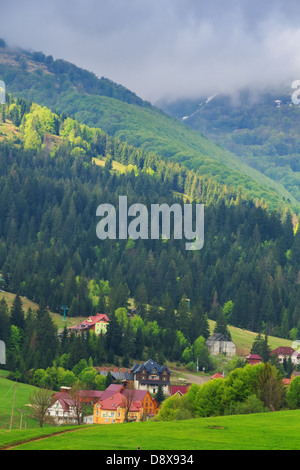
[1,410,300,450]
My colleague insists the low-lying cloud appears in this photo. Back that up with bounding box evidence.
[1,0,300,103]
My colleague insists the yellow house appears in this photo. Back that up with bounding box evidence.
[68,313,109,336]
[93,384,159,424]
[93,391,143,424]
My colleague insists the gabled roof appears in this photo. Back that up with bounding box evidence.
[100,384,124,401]
[210,373,224,379]
[51,395,78,412]
[271,347,296,357]
[122,389,147,402]
[68,313,109,331]
[99,391,143,412]
[111,371,134,381]
[246,354,262,360]
[84,313,110,325]
[171,385,189,396]
[207,333,232,343]
[130,359,170,374]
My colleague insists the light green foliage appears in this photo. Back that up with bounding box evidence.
[21,104,58,150]
[115,307,129,328]
[286,376,300,409]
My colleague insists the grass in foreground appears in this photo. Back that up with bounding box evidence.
[2,410,300,450]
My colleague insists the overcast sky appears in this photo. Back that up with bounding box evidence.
[1,0,300,103]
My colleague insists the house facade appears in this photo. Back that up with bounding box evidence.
[68,313,109,336]
[270,347,300,365]
[48,392,79,425]
[246,354,262,365]
[93,384,159,424]
[48,388,103,425]
[131,359,171,395]
[206,333,236,357]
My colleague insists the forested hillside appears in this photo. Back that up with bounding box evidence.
[0,41,298,212]
[159,88,300,204]
[0,97,299,339]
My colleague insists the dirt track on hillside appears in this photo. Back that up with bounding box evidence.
[170,370,210,385]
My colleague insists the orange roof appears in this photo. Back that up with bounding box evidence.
[282,378,292,385]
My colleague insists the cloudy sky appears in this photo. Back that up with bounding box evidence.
[1,0,300,103]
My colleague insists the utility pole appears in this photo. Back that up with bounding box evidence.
[9,381,17,431]
[18,409,26,429]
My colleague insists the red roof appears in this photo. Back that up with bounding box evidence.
[171,385,189,396]
[99,392,143,412]
[100,384,124,400]
[270,347,295,357]
[81,313,109,326]
[282,378,292,385]
[246,354,262,361]
[210,373,224,379]
[68,314,109,331]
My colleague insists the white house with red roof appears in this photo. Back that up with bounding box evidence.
[270,347,300,365]
[68,313,109,336]
[48,387,104,424]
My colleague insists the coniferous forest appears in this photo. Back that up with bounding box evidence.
[0,95,299,386]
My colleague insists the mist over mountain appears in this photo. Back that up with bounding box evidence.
[159,85,300,204]
[1,0,300,103]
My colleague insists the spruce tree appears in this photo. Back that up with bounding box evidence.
[10,294,25,332]
[155,384,165,404]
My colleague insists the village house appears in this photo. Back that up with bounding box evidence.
[93,384,159,424]
[270,346,300,365]
[246,354,262,365]
[97,367,134,388]
[48,387,103,425]
[170,385,190,396]
[130,359,171,395]
[206,333,236,357]
[68,313,109,336]
[210,373,224,379]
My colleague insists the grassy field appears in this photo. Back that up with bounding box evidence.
[0,290,84,331]
[1,410,300,450]
[208,320,291,356]
[0,375,41,430]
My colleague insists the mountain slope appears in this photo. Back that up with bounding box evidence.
[159,87,300,205]
[0,42,298,212]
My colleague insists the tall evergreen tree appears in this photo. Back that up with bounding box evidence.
[10,294,25,332]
